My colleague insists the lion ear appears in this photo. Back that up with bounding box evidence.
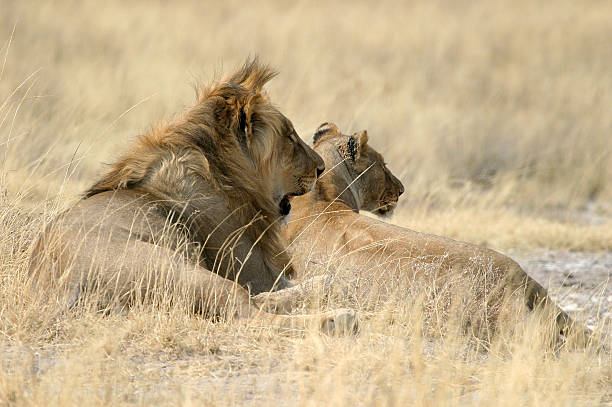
[233,96,259,159]
[239,90,262,135]
[313,122,340,144]
[347,130,368,161]
[226,58,276,142]
[238,105,250,138]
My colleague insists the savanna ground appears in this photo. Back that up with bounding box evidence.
[1,1,611,405]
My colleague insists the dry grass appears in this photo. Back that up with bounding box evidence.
[1,0,611,405]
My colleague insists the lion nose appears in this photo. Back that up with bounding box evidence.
[316,166,325,178]
[399,184,405,196]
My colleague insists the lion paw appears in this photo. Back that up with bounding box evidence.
[320,308,359,335]
[252,292,294,314]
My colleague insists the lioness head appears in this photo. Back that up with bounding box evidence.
[312,122,404,215]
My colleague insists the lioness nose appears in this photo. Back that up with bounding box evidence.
[316,166,325,178]
[398,184,405,196]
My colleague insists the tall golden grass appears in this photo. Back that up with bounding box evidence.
[1,0,611,405]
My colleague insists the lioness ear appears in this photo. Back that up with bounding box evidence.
[347,130,368,161]
[313,122,340,144]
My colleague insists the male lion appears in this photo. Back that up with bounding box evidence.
[28,62,357,333]
[258,122,592,346]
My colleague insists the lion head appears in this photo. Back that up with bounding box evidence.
[252,111,325,217]
[85,58,324,218]
[216,62,325,216]
[312,122,404,215]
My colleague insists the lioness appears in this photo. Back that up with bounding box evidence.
[28,62,357,333]
[260,122,591,344]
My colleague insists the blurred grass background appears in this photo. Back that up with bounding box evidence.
[1,2,611,405]
[2,1,611,228]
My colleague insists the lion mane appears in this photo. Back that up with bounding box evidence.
[81,60,290,285]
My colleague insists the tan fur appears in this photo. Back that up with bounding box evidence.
[276,123,592,346]
[28,62,357,333]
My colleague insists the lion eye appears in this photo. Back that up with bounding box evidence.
[288,131,298,142]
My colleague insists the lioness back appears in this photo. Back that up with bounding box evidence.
[283,123,592,346]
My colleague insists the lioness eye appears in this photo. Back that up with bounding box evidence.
[288,131,297,142]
